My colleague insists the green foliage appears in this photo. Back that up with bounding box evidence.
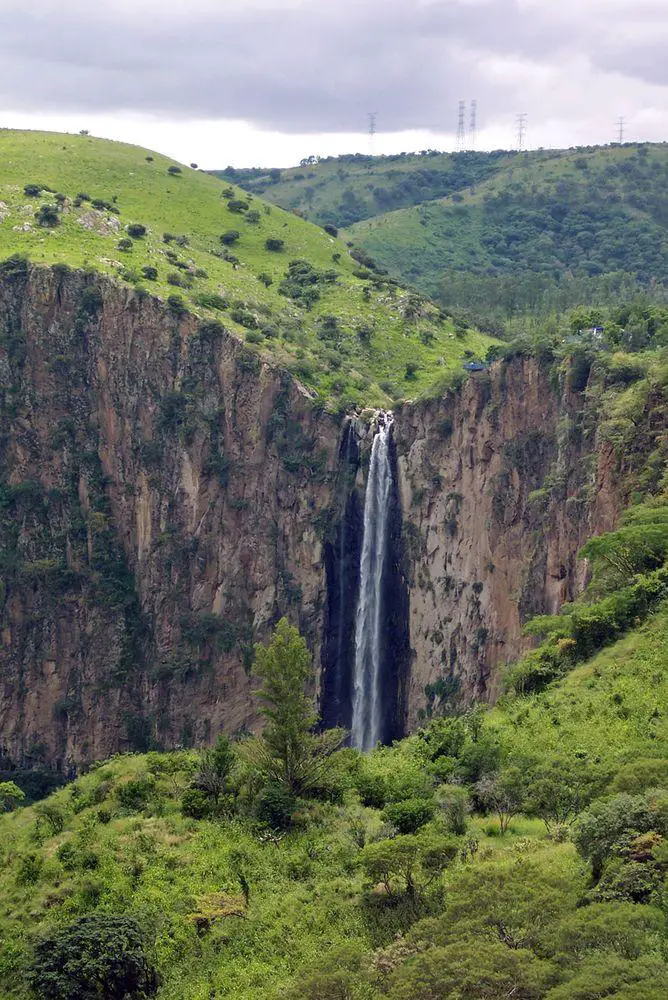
[0,781,25,812]
[241,618,344,795]
[383,798,434,834]
[29,914,158,1000]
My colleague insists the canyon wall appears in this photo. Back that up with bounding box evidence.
[0,267,658,768]
[0,266,341,768]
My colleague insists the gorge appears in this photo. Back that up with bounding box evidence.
[0,264,658,770]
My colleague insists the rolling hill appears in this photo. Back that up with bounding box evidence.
[0,131,495,407]
[218,144,668,325]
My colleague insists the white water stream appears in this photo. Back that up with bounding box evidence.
[351,414,394,750]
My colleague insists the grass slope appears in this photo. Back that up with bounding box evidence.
[212,149,517,228]
[1,605,666,999]
[346,144,668,314]
[221,144,668,321]
[0,130,495,406]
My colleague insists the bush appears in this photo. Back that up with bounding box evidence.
[265,238,285,252]
[383,797,435,834]
[167,294,187,316]
[29,914,158,1000]
[220,230,240,245]
[141,266,158,281]
[126,223,147,238]
[255,784,296,830]
[116,775,155,812]
[227,199,249,213]
[35,204,60,227]
[181,787,213,820]
[23,184,42,197]
[167,165,182,175]
[117,238,133,251]
[324,224,338,237]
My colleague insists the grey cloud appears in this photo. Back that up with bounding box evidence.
[0,0,665,133]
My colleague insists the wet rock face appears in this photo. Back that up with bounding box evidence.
[0,268,654,766]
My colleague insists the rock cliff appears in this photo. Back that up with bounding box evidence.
[0,266,659,768]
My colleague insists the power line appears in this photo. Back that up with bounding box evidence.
[468,99,477,150]
[516,113,528,151]
[616,116,625,145]
[456,100,466,152]
[367,112,377,155]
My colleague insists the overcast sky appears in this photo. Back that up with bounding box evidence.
[1,0,667,167]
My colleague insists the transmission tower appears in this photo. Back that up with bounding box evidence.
[516,113,528,151]
[616,116,625,145]
[367,112,377,154]
[468,99,477,150]
[456,100,466,152]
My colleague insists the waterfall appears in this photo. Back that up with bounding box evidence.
[351,413,394,750]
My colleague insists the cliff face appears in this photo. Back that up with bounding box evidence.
[0,267,657,767]
[395,357,655,725]
[0,266,341,767]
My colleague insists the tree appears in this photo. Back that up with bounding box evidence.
[29,914,158,1000]
[194,734,235,804]
[383,798,434,834]
[0,780,25,811]
[240,618,343,795]
[35,204,60,227]
[360,835,422,897]
[265,237,285,252]
[523,755,606,834]
[220,230,240,245]
[475,767,527,834]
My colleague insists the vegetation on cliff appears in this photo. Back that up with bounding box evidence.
[0,131,494,407]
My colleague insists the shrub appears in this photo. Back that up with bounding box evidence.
[141,266,158,281]
[0,780,25,812]
[76,192,91,202]
[167,294,187,316]
[220,230,240,245]
[126,223,147,238]
[265,238,285,252]
[117,238,133,251]
[23,184,42,197]
[116,775,155,812]
[181,787,212,820]
[258,272,273,287]
[246,210,261,223]
[167,165,182,175]
[29,914,158,1000]
[255,784,296,830]
[195,292,227,311]
[383,797,435,834]
[227,199,249,213]
[324,223,338,237]
[35,204,60,227]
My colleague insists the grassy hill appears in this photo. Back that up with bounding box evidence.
[0,599,666,999]
[212,149,516,228]
[219,144,668,326]
[0,131,495,407]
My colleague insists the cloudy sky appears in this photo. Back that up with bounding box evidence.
[1,0,666,167]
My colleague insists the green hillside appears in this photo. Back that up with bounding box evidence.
[0,598,666,999]
[0,130,495,407]
[348,144,668,323]
[220,144,668,326]
[212,149,516,228]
